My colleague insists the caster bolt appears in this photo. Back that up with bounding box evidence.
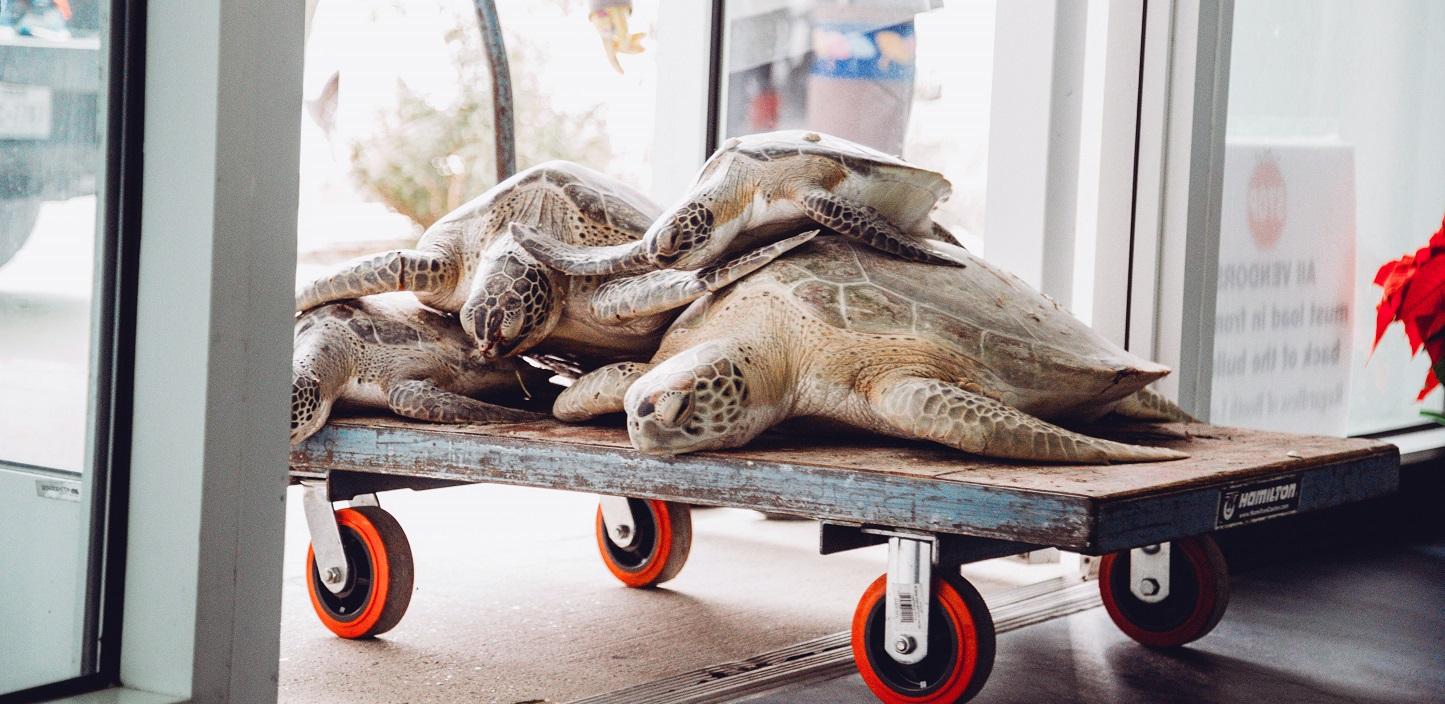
[613,525,632,541]
[1140,577,1160,597]
[893,635,916,655]
[324,567,343,585]
[1141,544,1162,555]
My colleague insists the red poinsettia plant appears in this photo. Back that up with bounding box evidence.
[1374,214,1445,416]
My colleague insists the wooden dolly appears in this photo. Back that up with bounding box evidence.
[290,417,1398,704]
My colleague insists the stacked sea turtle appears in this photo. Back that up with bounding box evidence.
[294,131,1188,463]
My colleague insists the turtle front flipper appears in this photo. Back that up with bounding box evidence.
[510,223,653,276]
[296,249,456,311]
[797,190,966,267]
[590,229,819,322]
[867,375,1188,464]
[386,379,546,424]
[554,362,654,421]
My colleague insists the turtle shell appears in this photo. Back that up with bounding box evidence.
[724,238,1168,417]
[703,130,952,230]
[426,160,661,250]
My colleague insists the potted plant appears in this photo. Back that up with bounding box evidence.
[1374,214,1445,423]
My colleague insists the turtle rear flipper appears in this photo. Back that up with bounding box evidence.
[868,375,1187,464]
[1113,386,1198,423]
[798,190,967,267]
[510,223,653,276]
[589,229,819,322]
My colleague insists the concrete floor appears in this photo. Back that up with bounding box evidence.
[277,483,1067,703]
[743,535,1445,703]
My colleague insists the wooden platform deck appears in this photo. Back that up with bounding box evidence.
[290,416,1399,554]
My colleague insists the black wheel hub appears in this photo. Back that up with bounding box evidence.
[601,499,659,572]
[311,526,374,623]
[862,592,960,696]
[1108,547,1202,633]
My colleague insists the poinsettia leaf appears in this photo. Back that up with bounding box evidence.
[1421,409,1445,425]
[1375,259,1401,287]
[1418,368,1440,401]
[1429,215,1445,248]
[1418,352,1445,401]
[1375,299,1399,350]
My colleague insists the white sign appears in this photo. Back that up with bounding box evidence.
[0,82,52,140]
[1210,140,1356,435]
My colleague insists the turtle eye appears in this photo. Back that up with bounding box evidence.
[652,227,676,255]
[652,390,694,428]
[500,308,524,342]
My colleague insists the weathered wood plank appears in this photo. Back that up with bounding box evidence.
[290,415,1399,551]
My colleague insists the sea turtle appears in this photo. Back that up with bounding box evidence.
[553,238,1191,464]
[476,225,818,363]
[290,293,552,445]
[296,160,811,363]
[507,129,969,276]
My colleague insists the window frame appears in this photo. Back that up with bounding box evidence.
[0,0,144,698]
[6,0,302,701]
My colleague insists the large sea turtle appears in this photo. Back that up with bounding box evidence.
[296,160,810,363]
[508,130,970,276]
[553,238,1190,463]
[290,294,552,444]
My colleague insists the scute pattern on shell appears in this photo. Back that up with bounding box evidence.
[469,162,659,251]
[729,238,1149,386]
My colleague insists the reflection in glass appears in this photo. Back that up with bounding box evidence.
[0,0,108,692]
[720,0,995,251]
[1210,0,1445,435]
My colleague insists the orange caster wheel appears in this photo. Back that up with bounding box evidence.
[305,506,414,639]
[595,498,692,588]
[1099,534,1230,648]
[851,572,996,704]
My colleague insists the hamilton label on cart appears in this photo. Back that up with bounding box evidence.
[1216,474,1301,528]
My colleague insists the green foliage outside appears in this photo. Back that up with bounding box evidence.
[350,9,613,230]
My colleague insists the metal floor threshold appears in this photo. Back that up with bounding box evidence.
[570,577,1102,704]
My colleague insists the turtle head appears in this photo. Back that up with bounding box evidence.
[466,242,564,360]
[290,373,332,445]
[624,342,770,454]
[645,200,725,270]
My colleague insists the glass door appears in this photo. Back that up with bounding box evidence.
[1207,0,1445,436]
[0,0,138,695]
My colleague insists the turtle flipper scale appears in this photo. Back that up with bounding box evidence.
[554,362,654,421]
[590,229,819,322]
[797,190,966,267]
[296,249,455,312]
[1114,386,1198,423]
[386,379,546,424]
[867,375,1188,464]
[510,222,652,276]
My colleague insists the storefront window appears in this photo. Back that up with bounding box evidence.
[298,0,659,271]
[1209,0,1445,435]
[718,0,994,252]
[0,0,115,693]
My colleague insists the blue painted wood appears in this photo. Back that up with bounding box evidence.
[291,417,1400,552]
[1090,452,1400,554]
